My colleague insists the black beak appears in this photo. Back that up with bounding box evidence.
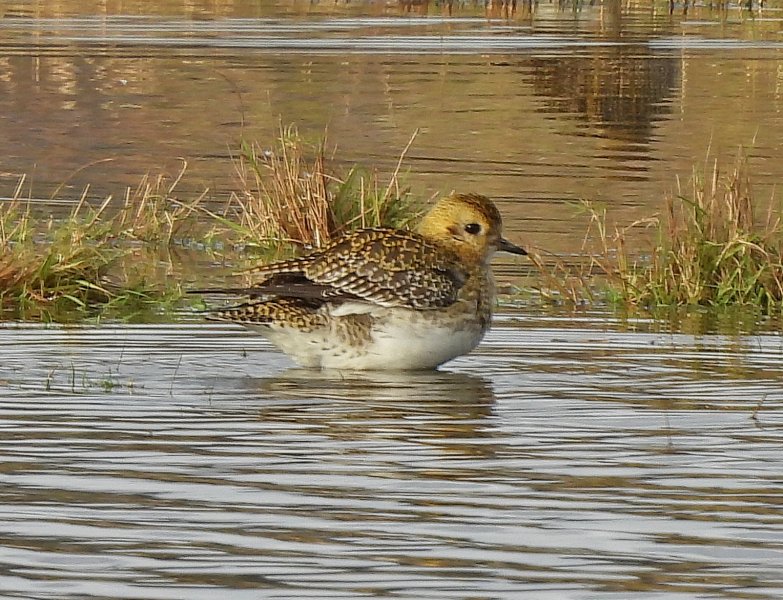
[498,237,527,256]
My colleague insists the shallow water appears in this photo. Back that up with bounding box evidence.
[3,1,783,598]
[2,1,783,252]
[1,319,783,598]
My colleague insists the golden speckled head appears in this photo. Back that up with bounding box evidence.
[416,193,526,262]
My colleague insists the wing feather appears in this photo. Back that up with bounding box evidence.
[238,228,467,310]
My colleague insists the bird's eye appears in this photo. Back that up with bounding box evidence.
[464,223,482,235]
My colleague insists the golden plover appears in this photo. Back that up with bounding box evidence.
[201,193,526,370]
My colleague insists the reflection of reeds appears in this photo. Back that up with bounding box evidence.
[533,150,783,314]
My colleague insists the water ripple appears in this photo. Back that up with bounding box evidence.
[1,320,782,598]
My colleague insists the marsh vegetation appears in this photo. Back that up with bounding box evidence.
[0,127,421,320]
[525,150,783,315]
[1,129,780,322]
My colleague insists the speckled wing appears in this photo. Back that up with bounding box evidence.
[207,298,327,330]
[242,228,468,310]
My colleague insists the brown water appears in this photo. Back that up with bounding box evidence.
[2,1,783,598]
[2,0,783,251]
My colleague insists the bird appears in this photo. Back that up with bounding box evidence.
[199,192,527,370]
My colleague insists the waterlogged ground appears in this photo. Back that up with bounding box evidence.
[1,317,783,599]
[3,1,783,598]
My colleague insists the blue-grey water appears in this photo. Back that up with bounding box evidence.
[1,318,782,598]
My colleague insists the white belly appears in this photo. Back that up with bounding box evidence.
[326,320,482,370]
[257,308,485,371]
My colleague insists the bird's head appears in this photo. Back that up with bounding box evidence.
[417,193,527,263]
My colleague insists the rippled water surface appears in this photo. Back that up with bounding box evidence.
[3,1,783,598]
[2,319,783,599]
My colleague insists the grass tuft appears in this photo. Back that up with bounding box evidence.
[610,151,782,311]
[1,193,117,316]
[227,124,424,250]
[0,128,425,320]
[112,161,207,245]
[11,127,779,325]
[0,170,202,320]
[534,149,783,315]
